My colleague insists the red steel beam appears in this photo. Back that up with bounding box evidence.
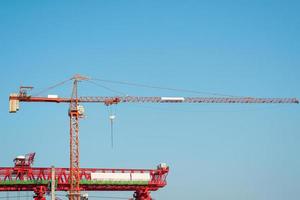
[9,96,299,104]
[0,167,169,192]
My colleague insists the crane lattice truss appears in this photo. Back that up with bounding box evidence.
[9,95,300,104]
[0,167,168,191]
[7,75,299,200]
[0,166,168,199]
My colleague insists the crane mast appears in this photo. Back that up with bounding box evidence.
[67,75,89,200]
[8,75,299,200]
[69,78,80,200]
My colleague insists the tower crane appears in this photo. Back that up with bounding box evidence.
[8,74,299,200]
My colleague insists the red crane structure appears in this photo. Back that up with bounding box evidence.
[7,74,299,200]
[0,153,168,200]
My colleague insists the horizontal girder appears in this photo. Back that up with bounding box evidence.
[10,96,299,104]
[0,167,168,192]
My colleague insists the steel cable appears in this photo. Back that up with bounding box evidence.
[91,78,242,97]
[32,78,72,96]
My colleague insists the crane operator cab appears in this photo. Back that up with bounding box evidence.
[13,152,35,168]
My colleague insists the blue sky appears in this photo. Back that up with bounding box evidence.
[0,1,300,200]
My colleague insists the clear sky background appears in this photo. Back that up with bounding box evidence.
[0,1,300,200]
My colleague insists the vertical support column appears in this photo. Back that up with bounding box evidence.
[51,166,55,200]
[133,189,152,200]
[69,78,81,200]
[69,108,80,200]
[33,186,46,200]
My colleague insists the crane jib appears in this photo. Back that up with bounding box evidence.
[9,96,299,104]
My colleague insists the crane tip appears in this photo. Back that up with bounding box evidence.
[72,74,90,81]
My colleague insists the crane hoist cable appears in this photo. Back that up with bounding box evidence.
[107,106,116,149]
